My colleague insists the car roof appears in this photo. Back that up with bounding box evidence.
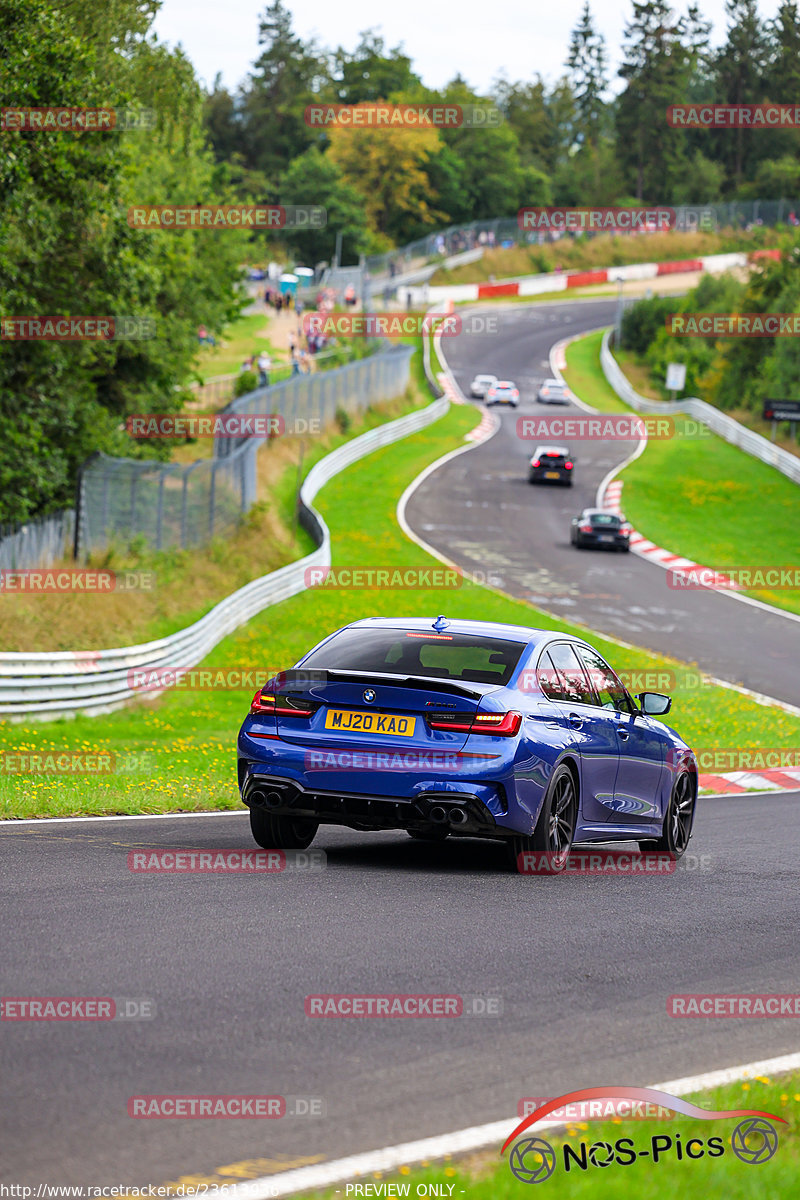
[542,378,566,386]
[343,616,563,649]
[493,380,516,387]
[581,508,622,518]
[534,444,570,455]
[474,373,497,380]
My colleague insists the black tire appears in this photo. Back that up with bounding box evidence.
[621,544,630,553]
[639,769,696,859]
[249,807,318,850]
[508,763,578,873]
[408,826,449,842]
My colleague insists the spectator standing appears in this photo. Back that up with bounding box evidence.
[257,352,271,387]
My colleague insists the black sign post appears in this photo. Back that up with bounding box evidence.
[763,399,800,442]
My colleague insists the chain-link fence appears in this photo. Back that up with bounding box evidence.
[77,440,258,558]
[365,201,800,277]
[216,343,414,457]
[0,510,75,571]
[75,343,413,557]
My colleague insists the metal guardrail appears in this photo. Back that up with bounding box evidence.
[0,394,449,721]
[601,330,800,486]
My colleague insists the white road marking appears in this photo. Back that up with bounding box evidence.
[213,1051,800,1198]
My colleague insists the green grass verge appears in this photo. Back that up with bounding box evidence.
[561,329,628,414]
[3,397,800,819]
[191,312,281,382]
[562,331,800,616]
[302,1071,800,1200]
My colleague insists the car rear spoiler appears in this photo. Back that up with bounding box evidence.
[263,668,491,700]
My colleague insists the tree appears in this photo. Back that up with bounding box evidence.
[279,146,369,264]
[330,30,421,104]
[327,117,446,243]
[616,0,696,201]
[240,1,324,178]
[566,3,609,148]
[0,0,243,523]
[712,0,769,190]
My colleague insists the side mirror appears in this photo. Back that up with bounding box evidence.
[637,692,672,716]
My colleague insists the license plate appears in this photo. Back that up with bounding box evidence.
[324,709,416,736]
[599,534,614,542]
[545,471,560,479]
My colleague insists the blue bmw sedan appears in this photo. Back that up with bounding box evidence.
[237,617,697,870]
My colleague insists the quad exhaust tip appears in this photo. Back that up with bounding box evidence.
[448,807,468,825]
[429,805,448,824]
[250,788,283,809]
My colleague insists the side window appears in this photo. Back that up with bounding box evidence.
[536,651,566,701]
[547,643,595,705]
[577,647,632,713]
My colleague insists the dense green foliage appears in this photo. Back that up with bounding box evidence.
[0,0,244,522]
[3,0,799,522]
[620,235,800,418]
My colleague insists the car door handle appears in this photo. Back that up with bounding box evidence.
[617,728,630,740]
[568,713,583,728]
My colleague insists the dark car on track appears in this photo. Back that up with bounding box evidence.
[571,509,631,551]
[237,617,696,871]
[529,445,574,485]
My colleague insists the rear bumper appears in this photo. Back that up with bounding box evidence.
[241,773,501,836]
[530,469,571,484]
[576,533,629,549]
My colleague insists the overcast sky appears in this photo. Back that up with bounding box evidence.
[153,0,782,96]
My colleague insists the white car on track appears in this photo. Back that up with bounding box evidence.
[469,373,498,399]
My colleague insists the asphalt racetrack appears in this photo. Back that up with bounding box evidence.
[2,796,799,1183]
[406,298,800,708]
[3,299,799,1186]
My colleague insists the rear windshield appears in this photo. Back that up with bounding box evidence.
[590,513,621,526]
[301,628,525,685]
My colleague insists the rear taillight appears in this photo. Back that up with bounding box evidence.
[580,524,592,533]
[250,689,313,717]
[565,461,573,469]
[620,523,631,534]
[472,711,522,736]
[512,390,519,398]
[427,710,521,735]
[531,458,540,468]
[250,689,274,715]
